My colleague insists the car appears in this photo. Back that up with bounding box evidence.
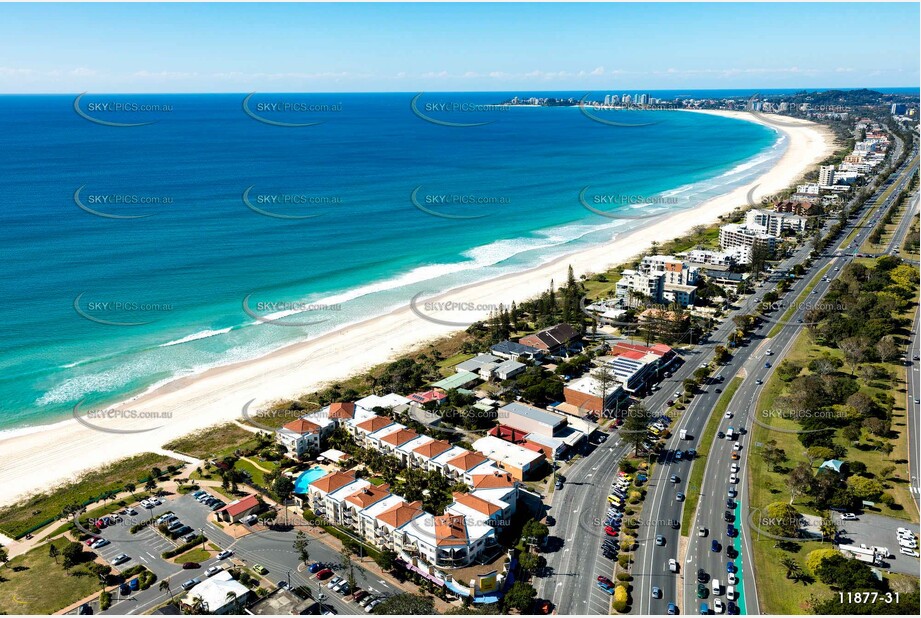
[727,525,737,538]
[337,582,352,595]
[353,590,369,602]
[210,501,226,511]
[675,451,683,461]
[677,492,685,501]
[140,499,152,508]
[182,561,201,570]
[149,497,161,506]
[597,581,616,595]
[277,580,290,589]
[205,565,223,577]
[698,527,708,537]
[241,514,258,525]
[840,513,858,521]
[730,462,739,473]
[698,583,708,598]
[726,561,736,573]
[713,598,724,614]
[726,572,737,586]
[173,526,192,537]
[729,474,738,484]
[192,490,205,498]
[253,564,268,575]
[900,547,920,557]
[217,550,233,560]
[129,577,140,591]
[668,602,678,615]
[181,578,201,591]
[92,538,110,549]
[697,568,709,583]
[365,599,383,613]
[603,549,617,559]
[730,451,740,460]
[670,475,680,483]
[111,553,130,565]
[167,520,183,531]
[733,442,741,451]
[711,539,720,552]
[667,400,675,406]
[764,362,771,368]
[604,526,619,536]
[308,562,325,573]
[84,537,100,546]
[668,558,679,573]
[755,379,763,385]
[717,430,726,440]
[656,535,666,546]
[726,545,737,559]
[724,510,734,522]
[727,601,738,615]
[327,576,343,590]
[687,450,697,459]
[124,507,138,516]
[652,586,662,599]
[182,532,199,544]
[358,594,377,607]
[700,602,709,615]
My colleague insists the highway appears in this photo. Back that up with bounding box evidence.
[907,307,921,512]
[633,135,918,615]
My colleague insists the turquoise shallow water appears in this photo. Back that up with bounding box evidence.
[294,467,328,494]
[0,92,782,432]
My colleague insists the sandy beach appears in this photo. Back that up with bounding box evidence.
[0,110,835,509]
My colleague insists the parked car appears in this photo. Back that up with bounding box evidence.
[597,581,616,595]
[308,562,325,573]
[253,564,269,575]
[111,553,130,566]
[837,512,857,520]
[315,568,334,580]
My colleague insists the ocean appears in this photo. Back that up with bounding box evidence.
[0,91,784,432]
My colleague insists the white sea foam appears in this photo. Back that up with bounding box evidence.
[159,327,233,347]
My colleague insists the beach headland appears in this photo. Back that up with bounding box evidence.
[0,111,835,509]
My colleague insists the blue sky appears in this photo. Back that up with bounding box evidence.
[1,2,918,93]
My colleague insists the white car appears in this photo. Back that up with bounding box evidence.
[713,598,725,614]
[899,538,918,549]
[217,550,233,560]
[730,463,739,473]
[900,547,920,557]
[726,572,738,586]
[204,565,223,577]
[724,411,733,419]
[896,527,913,535]
[327,576,343,590]
[733,442,742,451]
[729,474,738,484]
[840,513,858,521]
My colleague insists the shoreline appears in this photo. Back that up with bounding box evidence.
[0,110,835,509]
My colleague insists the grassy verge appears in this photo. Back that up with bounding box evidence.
[0,453,180,539]
[681,376,743,534]
[767,263,833,339]
[164,423,259,460]
[842,175,903,246]
[172,547,211,564]
[235,458,278,487]
[0,538,104,614]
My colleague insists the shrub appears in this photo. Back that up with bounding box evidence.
[162,535,206,559]
[99,590,111,611]
[616,572,633,582]
[805,548,840,575]
[612,585,629,612]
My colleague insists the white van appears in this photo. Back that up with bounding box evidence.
[711,578,721,596]
[726,585,736,601]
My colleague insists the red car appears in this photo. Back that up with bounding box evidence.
[85,537,99,546]
[597,575,614,586]
[315,568,334,580]
[604,526,619,536]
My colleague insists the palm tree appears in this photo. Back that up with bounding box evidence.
[225,591,238,614]
[124,482,137,499]
[48,544,60,564]
[159,579,173,600]
[819,513,838,543]
[780,556,799,579]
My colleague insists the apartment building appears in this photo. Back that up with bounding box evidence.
[718,224,777,262]
[745,209,807,236]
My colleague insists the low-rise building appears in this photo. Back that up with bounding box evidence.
[471,435,546,481]
[214,494,262,524]
[181,571,251,615]
[490,340,544,361]
[518,323,581,357]
[563,373,626,415]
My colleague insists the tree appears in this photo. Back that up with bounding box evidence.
[839,336,869,376]
[761,439,787,471]
[517,551,543,577]
[124,482,137,498]
[503,581,537,612]
[819,513,839,543]
[622,403,653,456]
[805,548,841,575]
[372,593,435,615]
[144,478,157,494]
[788,462,813,505]
[814,554,883,590]
[521,519,550,547]
[159,579,174,600]
[293,531,310,567]
[764,502,801,539]
[62,541,84,570]
[374,549,397,571]
[225,591,240,614]
[273,475,295,503]
[780,556,801,580]
[846,476,884,501]
[48,543,60,564]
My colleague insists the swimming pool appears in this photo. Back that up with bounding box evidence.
[294,466,327,494]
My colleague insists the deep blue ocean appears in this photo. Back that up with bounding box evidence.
[0,90,791,432]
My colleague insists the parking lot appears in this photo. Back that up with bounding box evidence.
[834,512,920,576]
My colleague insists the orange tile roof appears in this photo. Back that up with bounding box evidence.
[282,418,322,434]
[381,428,419,447]
[452,492,501,517]
[471,471,516,489]
[329,402,356,419]
[434,514,469,546]
[345,484,391,509]
[309,470,357,494]
[355,416,392,433]
[414,439,452,459]
[376,500,424,529]
[446,451,487,472]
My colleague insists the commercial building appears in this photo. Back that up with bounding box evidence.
[563,373,626,415]
[471,435,547,481]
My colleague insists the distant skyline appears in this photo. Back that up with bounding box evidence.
[1,2,918,93]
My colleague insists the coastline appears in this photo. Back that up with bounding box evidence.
[0,110,835,509]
